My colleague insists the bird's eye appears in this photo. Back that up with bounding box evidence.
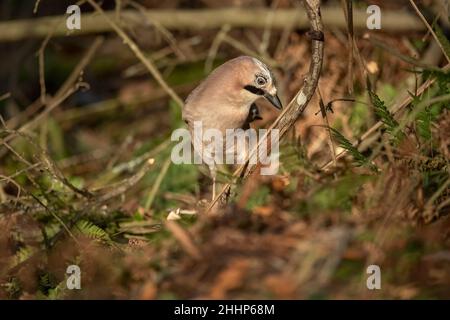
[256,76,267,86]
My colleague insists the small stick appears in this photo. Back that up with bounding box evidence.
[144,156,172,211]
[409,0,450,63]
[86,0,184,107]
[320,63,450,170]
[165,220,202,260]
[317,86,336,167]
[341,0,354,94]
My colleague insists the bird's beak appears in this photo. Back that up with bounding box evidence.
[264,93,283,110]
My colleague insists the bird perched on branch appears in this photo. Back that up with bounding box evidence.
[182,56,282,203]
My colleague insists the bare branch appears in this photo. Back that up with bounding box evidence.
[0,8,425,42]
[86,0,184,107]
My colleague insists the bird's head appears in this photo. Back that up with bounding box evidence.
[183,56,282,119]
[236,56,282,110]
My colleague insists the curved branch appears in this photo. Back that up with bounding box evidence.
[272,0,324,139]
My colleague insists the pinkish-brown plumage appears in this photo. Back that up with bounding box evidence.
[182,55,282,201]
[183,56,279,134]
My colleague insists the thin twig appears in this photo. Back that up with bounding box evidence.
[205,24,231,73]
[409,0,450,63]
[1,36,104,147]
[222,35,279,67]
[144,156,172,211]
[341,0,354,94]
[260,0,280,57]
[0,92,11,101]
[321,64,450,170]
[37,34,51,105]
[86,0,184,107]
[165,220,202,260]
[95,158,155,203]
[33,0,42,14]
[128,0,187,61]
[426,178,450,209]
[317,86,336,166]
[365,34,441,71]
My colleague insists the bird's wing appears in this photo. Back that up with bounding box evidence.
[243,103,263,129]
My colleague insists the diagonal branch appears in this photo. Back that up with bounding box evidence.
[409,0,450,64]
[86,0,183,107]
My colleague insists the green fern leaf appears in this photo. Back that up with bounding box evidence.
[328,126,376,170]
[369,91,403,143]
[416,108,432,141]
[75,220,112,244]
[15,246,34,265]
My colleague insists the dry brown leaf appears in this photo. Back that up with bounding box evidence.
[253,206,274,217]
[264,273,297,298]
[209,259,251,299]
[139,281,157,300]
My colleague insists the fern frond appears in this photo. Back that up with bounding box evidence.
[46,279,68,300]
[328,126,376,170]
[416,108,432,141]
[14,246,34,265]
[369,91,404,143]
[75,220,112,244]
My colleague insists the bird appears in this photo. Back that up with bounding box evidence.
[182,56,282,203]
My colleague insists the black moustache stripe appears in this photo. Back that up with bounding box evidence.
[244,85,265,96]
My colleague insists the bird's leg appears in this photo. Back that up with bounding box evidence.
[210,165,217,202]
[212,176,216,202]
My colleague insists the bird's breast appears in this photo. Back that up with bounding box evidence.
[194,105,250,132]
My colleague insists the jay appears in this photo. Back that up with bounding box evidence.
[182,56,282,203]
